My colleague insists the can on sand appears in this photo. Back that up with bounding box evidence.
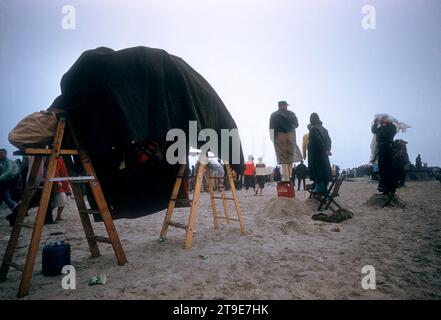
[88,273,107,286]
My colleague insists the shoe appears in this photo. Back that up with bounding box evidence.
[6,214,15,227]
[6,204,19,227]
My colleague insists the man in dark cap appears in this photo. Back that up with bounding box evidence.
[269,101,299,182]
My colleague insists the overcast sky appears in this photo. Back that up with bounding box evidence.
[1,0,440,169]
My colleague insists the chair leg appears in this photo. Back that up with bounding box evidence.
[317,195,329,211]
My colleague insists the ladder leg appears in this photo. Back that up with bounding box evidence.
[207,168,219,229]
[18,153,59,298]
[160,164,185,238]
[225,162,246,235]
[18,118,68,298]
[184,163,205,249]
[220,179,231,224]
[64,156,100,258]
[0,157,42,282]
[78,151,127,265]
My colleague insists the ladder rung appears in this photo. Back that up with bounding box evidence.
[170,198,192,204]
[14,148,78,156]
[87,236,112,244]
[7,261,24,272]
[212,196,234,201]
[215,216,239,221]
[78,209,101,215]
[168,221,187,230]
[18,223,34,229]
[13,148,79,156]
[48,176,95,183]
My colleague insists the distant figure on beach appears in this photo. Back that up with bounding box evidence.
[295,160,308,191]
[269,100,299,182]
[307,113,332,193]
[371,115,397,195]
[415,154,422,170]
[244,155,255,192]
[255,157,266,196]
[0,149,19,216]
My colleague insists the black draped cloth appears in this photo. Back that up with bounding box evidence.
[372,122,397,194]
[307,124,332,185]
[49,46,244,219]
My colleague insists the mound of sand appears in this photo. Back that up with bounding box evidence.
[259,197,310,219]
[365,193,405,208]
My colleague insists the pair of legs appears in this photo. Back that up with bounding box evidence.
[255,176,265,195]
[297,178,306,191]
[313,181,328,193]
[44,206,65,225]
[244,175,255,192]
[280,163,292,182]
[1,189,17,211]
[0,180,18,211]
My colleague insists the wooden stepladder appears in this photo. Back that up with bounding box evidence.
[0,114,127,298]
[160,157,246,249]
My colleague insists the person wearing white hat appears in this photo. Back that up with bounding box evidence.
[255,157,266,196]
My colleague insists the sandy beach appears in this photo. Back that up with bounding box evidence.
[0,178,440,300]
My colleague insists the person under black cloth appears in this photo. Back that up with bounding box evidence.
[371,117,397,195]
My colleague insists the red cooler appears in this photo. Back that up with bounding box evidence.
[277,182,295,198]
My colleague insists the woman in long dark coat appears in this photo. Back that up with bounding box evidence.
[307,113,332,193]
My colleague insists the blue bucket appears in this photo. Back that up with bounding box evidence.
[42,232,71,276]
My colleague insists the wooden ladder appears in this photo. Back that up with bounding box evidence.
[160,157,246,249]
[0,114,127,298]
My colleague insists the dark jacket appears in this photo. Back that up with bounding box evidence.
[295,163,308,179]
[269,109,298,138]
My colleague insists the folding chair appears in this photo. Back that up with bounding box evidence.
[308,177,345,211]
